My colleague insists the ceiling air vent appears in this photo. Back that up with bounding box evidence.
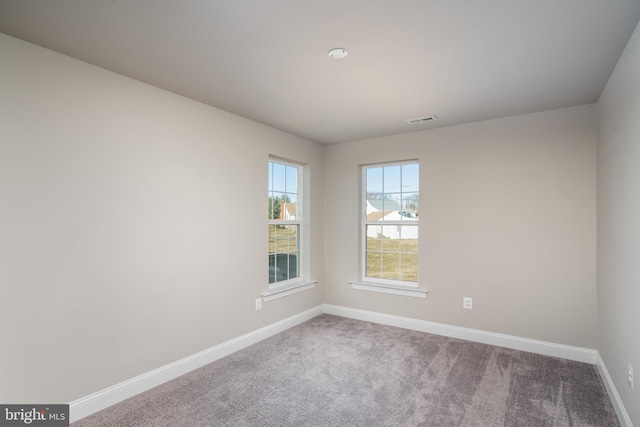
[406,115,438,124]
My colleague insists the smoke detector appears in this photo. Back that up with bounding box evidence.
[328,48,348,59]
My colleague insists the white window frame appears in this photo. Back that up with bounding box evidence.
[268,157,304,291]
[360,160,420,290]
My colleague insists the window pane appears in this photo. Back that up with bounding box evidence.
[288,224,299,253]
[270,192,285,220]
[400,253,418,282]
[268,224,300,283]
[288,248,300,281]
[268,193,277,219]
[383,194,401,217]
[269,252,299,284]
[286,165,298,194]
[381,252,400,281]
[381,233,400,252]
[367,231,419,283]
[366,251,382,279]
[271,162,286,192]
[366,167,383,193]
[400,226,418,282]
[268,192,276,219]
[366,233,382,251]
[268,224,278,253]
[268,194,299,221]
[383,165,401,193]
[282,194,297,220]
[269,224,299,254]
[402,192,419,219]
[366,163,419,225]
[366,198,387,218]
[270,224,298,253]
[402,163,419,192]
[399,226,418,251]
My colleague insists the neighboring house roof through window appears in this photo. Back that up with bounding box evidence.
[366,199,402,214]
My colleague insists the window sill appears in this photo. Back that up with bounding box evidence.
[262,280,317,302]
[349,282,428,299]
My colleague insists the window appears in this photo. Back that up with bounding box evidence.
[268,159,301,285]
[362,161,419,286]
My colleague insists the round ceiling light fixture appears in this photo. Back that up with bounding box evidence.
[328,48,348,59]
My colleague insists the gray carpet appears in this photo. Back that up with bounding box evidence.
[72,314,620,426]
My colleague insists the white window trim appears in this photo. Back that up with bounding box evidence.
[268,157,308,292]
[360,160,421,290]
[262,280,317,302]
[349,281,427,299]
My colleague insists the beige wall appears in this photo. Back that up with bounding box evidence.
[324,105,597,349]
[0,33,324,403]
[597,20,640,426]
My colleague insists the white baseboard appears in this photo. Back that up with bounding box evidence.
[596,352,633,427]
[69,305,324,423]
[323,304,597,364]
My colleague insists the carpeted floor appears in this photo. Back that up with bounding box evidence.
[72,314,620,426]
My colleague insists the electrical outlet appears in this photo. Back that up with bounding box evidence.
[629,363,634,389]
[463,297,472,309]
[255,297,262,311]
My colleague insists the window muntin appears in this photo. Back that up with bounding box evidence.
[363,162,419,285]
[268,160,301,285]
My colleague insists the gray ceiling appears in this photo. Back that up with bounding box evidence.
[1,0,640,144]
